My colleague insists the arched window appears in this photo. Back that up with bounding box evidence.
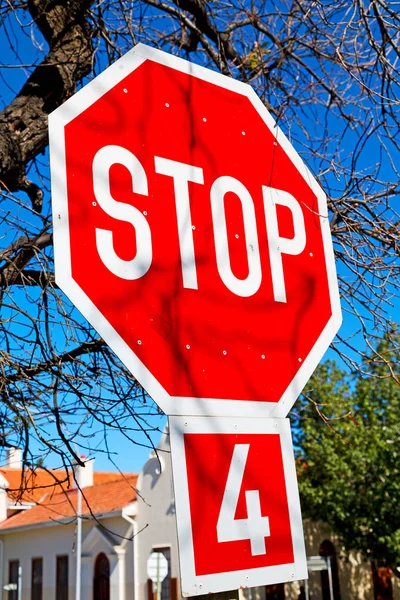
[94,553,110,600]
[319,540,341,600]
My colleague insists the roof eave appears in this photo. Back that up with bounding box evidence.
[0,504,137,535]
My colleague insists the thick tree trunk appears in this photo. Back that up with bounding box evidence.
[0,0,95,211]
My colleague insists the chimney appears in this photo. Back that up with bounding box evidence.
[6,448,22,470]
[72,456,94,489]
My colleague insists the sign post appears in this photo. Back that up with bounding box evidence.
[50,43,341,597]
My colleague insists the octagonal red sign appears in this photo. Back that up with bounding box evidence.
[49,44,341,417]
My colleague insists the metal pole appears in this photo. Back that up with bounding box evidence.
[327,556,334,600]
[17,565,22,600]
[156,552,161,600]
[304,579,309,600]
[75,465,82,600]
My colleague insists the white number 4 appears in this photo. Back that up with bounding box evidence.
[217,444,270,555]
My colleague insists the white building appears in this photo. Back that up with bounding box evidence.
[0,432,179,600]
[0,436,398,600]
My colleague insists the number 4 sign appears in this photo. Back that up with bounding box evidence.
[169,416,307,596]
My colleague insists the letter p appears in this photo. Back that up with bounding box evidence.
[263,186,306,303]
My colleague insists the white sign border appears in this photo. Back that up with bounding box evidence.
[168,416,307,596]
[50,42,342,419]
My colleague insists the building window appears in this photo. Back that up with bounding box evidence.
[56,555,69,600]
[319,540,341,600]
[8,560,19,600]
[93,553,110,600]
[31,558,43,600]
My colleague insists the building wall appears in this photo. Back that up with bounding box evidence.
[0,515,133,600]
[285,520,400,600]
[1,522,77,600]
[135,429,180,600]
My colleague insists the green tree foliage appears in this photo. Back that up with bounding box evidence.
[293,335,400,567]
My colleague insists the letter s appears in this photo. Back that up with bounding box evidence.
[93,145,152,280]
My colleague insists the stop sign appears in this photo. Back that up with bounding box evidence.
[50,44,341,417]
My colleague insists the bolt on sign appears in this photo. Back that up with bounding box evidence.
[169,416,307,596]
[49,44,341,420]
[50,44,341,597]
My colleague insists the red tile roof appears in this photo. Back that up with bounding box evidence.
[1,468,135,504]
[0,474,138,531]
